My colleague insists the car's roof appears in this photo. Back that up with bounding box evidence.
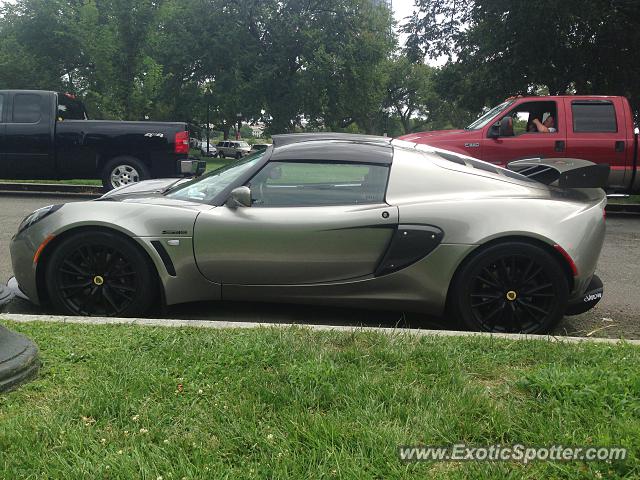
[273,133,392,147]
[271,133,393,165]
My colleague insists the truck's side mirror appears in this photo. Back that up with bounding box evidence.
[488,116,515,139]
[488,124,500,139]
[226,186,252,208]
[499,116,514,137]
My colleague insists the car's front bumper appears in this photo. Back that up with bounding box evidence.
[9,232,41,305]
[565,274,603,316]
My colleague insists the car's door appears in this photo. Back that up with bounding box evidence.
[193,160,398,285]
[481,99,567,166]
[4,92,55,178]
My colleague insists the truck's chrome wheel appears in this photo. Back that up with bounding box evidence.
[110,165,140,187]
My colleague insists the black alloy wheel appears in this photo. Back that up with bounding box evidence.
[45,231,156,317]
[452,242,569,334]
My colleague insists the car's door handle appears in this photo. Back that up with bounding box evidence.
[555,141,565,152]
[615,140,625,152]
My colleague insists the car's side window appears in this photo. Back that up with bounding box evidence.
[12,93,42,123]
[572,101,617,133]
[248,161,390,207]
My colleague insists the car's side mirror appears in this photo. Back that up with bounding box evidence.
[226,186,252,208]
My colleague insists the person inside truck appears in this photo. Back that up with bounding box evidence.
[531,113,557,133]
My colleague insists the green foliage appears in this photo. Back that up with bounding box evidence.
[403,0,640,117]
[0,0,407,134]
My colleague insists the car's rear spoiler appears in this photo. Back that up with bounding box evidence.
[506,158,610,188]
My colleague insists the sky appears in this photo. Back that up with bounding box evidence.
[391,0,416,47]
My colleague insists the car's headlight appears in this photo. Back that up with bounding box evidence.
[17,205,63,235]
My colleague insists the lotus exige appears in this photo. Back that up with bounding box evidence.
[10,133,607,334]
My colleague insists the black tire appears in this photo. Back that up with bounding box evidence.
[101,156,150,191]
[45,231,157,317]
[450,242,569,334]
[235,152,242,159]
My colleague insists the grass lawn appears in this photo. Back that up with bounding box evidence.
[607,195,640,204]
[1,322,639,479]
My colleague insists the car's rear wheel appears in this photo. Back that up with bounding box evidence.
[45,231,156,317]
[102,156,150,191]
[451,242,569,334]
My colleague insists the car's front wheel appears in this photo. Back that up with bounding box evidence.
[45,231,157,317]
[451,242,569,334]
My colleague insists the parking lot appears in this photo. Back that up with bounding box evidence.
[1,193,638,338]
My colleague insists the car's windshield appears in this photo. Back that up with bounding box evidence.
[165,151,265,203]
[465,100,515,130]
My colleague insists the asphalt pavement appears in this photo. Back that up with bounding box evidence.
[0,193,638,338]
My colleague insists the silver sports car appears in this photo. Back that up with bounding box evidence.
[10,133,607,334]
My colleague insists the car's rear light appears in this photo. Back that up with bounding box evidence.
[553,244,579,277]
[175,131,189,154]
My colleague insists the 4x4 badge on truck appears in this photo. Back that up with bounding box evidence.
[464,143,480,148]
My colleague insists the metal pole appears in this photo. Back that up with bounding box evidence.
[206,100,211,155]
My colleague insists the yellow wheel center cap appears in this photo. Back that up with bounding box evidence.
[93,275,104,286]
[506,290,517,302]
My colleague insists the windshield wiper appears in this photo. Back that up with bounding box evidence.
[160,178,186,194]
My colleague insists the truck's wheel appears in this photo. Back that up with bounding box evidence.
[102,156,150,191]
[235,152,242,159]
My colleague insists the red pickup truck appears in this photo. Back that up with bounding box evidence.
[399,95,639,193]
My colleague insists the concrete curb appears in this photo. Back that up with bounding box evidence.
[2,313,639,346]
[0,182,102,198]
[605,203,640,214]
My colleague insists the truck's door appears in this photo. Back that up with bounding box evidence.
[4,92,55,179]
[480,99,567,166]
[564,98,629,190]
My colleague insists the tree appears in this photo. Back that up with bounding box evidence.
[403,0,640,117]
[384,56,440,134]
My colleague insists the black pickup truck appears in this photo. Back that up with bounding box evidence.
[0,90,205,190]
